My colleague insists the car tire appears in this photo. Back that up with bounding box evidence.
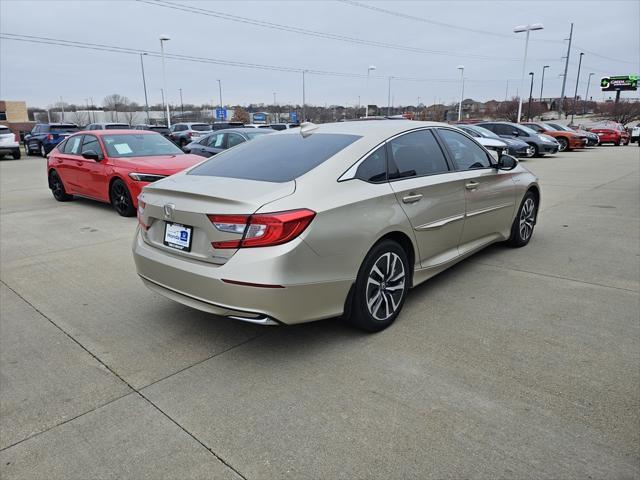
[530,143,541,157]
[507,191,538,248]
[48,170,73,202]
[12,149,21,160]
[557,137,569,151]
[179,138,187,148]
[347,239,410,332]
[24,143,31,155]
[110,179,136,217]
[40,143,47,157]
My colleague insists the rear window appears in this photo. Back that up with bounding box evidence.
[189,133,361,182]
[105,124,129,130]
[149,127,169,134]
[51,125,79,133]
[0,126,10,132]
[191,124,211,132]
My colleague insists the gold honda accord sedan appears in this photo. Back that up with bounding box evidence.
[133,121,540,331]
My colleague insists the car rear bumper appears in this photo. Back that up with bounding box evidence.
[132,229,353,325]
[0,143,20,153]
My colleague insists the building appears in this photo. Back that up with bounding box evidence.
[0,100,34,137]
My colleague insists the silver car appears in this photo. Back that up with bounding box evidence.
[133,121,540,331]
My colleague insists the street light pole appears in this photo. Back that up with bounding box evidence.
[539,65,549,102]
[387,76,392,116]
[365,65,376,117]
[571,52,584,125]
[302,70,307,122]
[514,23,544,123]
[273,92,277,122]
[527,72,535,121]
[179,88,184,118]
[159,35,171,127]
[583,72,594,115]
[160,88,167,125]
[217,79,223,122]
[457,65,464,121]
[139,53,150,124]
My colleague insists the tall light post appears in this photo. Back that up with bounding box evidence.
[273,92,277,122]
[539,65,549,102]
[365,65,376,117]
[527,72,535,121]
[457,65,464,121]
[160,88,167,125]
[583,72,594,115]
[571,52,584,124]
[387,76,393,116]
[139,53,150,124]
[179,88,184,118]
[513,23,544,123]
[216,79,223,122]
[302,69,307,122]
[159,35,171,127]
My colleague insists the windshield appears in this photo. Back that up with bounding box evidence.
[519,125,539,136]
[102,133,184,158]
[191,124,211,132]
[471,125,500,139]
[189,133,361,182]
[547,123,572,132]
[245,131,273,139]
[51,125,79,133]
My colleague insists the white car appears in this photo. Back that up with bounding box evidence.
[0,125,20,159]
[631,123,640,144]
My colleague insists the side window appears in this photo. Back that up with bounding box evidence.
[208,133,225,148]
[527,124,543,133]
[515,126,531,137]
[461,127,479,138]
[63,135,83,155]
[227,133,245,148]
[387,130,450,180]
[355,145,387,183]
[81,135,102,157]
[438,129,492,171]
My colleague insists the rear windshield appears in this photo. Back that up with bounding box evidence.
[0,126,10,132]
[51,125,79,133]
[105,124,129,130]
[149,126,170,133]
[189,133,361,182]
[102,133,184,158]
[191,124,211,132]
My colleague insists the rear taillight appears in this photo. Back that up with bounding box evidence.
[14,133,19,142]
[137,199,149,230]
[208,209,315,249]
[47,134,53,140]
[186,132,192,137]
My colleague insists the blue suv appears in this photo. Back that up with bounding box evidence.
[24,123,79,157]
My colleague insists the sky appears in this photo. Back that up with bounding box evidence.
[1,0,639,109]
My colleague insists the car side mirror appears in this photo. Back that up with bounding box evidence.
[82,150,102,161]
[497,154,518,171]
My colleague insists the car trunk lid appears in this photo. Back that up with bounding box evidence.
[138,175,296,265]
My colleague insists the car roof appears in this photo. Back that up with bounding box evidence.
[75,129,156,136]
[89,122,129,125]
[277,120,448,139]
[222,128,273,134]
[40,123,78,127]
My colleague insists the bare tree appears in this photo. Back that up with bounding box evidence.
[69,110,89,127]
[231,106,250,123]
[103,94,131,122]
[595,100,640,125]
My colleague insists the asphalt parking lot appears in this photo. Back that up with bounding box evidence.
[1,145,639,479]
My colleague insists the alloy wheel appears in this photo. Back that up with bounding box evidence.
[50,172,64,200]
[557,138,568,151]
[366,252,406,321]
[519,198,536,241]
[112,182,130,215]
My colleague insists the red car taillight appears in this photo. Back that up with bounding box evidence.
[47,134,54,140]
[208,209,316,249]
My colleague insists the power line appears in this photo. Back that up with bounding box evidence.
[137,0,522,62]
[0,33,518,84]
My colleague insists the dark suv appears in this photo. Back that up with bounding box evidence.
[169,123,212,148]
[477,122,559,157]
[24,123,80,157]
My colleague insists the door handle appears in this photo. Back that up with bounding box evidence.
[402,193,423,204]
[465,181,479,190]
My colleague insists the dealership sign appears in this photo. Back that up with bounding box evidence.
[600,75,638,91]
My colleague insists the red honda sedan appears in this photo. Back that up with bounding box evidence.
[47,130,205,216]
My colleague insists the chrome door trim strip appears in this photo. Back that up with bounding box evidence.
[415,214,465,231]
[466,202,514,218]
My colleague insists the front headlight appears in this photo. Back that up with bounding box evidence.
[128,173,167,182]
